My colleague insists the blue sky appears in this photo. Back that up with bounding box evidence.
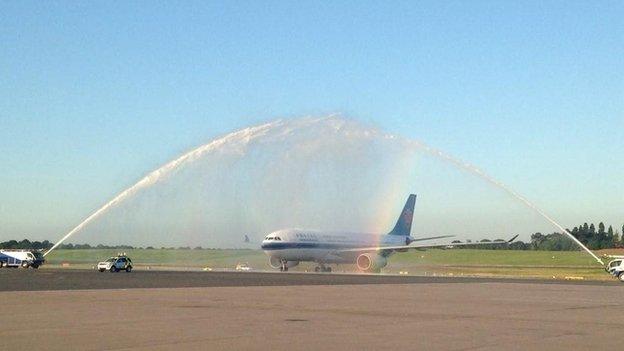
[1,1,622,241]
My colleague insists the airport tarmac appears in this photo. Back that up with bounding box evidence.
[1,270,623,350]
[0,268,619,291]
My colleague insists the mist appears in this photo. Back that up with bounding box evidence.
[56,116,556,248]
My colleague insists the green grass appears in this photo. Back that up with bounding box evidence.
[386,249,608,280]
[389,249,599,267]
[45,249,269,269]
[43,248,610,280]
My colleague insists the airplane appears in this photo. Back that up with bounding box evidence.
[261,194,517,273]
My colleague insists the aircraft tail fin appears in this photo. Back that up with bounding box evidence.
[387,194,416,236]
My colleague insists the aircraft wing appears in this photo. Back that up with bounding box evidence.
[410,235,455,242]
[337,235,519,253]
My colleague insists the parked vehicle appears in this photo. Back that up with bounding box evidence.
[235,262,251,271]
[97,254,133,273]
[0,250,45,268]
[605,256,624,282]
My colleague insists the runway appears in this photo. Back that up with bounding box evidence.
[0,268,618,291]
[1,269,623,350]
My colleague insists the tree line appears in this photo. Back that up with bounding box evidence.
[0,239,135,250]
[535,222,623,251]
[459,222,624,251]
[2,222,622,252]
[0,239,228,251]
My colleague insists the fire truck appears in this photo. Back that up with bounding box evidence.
[604,255,624,282]
[0,250,45,268]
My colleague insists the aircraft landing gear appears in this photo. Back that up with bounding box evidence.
[279,260,288,272]
[314,265,332,273]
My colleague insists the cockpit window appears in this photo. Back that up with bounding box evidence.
[265,235,285,241]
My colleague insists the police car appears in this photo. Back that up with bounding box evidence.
[97,254,133,272]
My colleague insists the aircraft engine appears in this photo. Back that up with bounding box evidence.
[269,256,299,269]
[356,253,387,273]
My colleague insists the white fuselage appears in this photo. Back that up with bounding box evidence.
[261,228,409,264]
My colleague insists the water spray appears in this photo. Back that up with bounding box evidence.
[44,116,604,266]
[406,140,604,265]
[44,120,281,256]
